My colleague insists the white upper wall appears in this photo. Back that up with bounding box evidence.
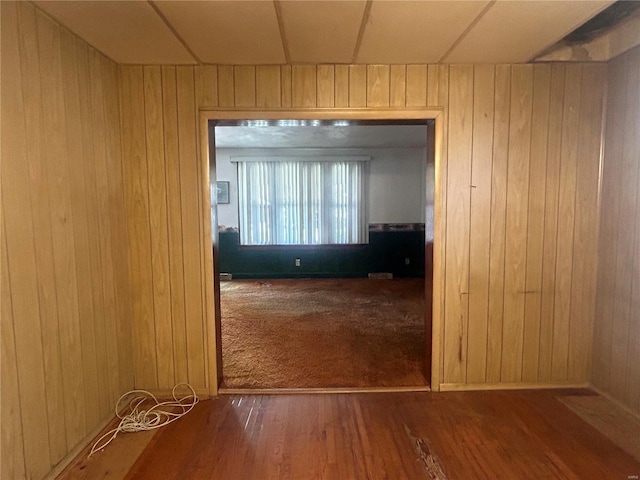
[213,147,428,229]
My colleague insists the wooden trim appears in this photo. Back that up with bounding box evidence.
[588,384,640,422]
[42,415,114,480]
[439,382,590,392]
[199,108,445,397]
[219,386,431,395]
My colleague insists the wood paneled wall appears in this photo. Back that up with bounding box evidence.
[1,3,133,479]
[119,61,606,394]
[592,46,640,415]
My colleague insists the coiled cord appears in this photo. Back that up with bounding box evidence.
[89,383,199,457]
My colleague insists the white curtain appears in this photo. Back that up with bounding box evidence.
[238,160,367,245]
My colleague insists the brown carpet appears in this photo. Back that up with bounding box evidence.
[220,278,429,389]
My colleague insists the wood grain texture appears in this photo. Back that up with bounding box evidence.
[443,65,473,384]
[316,65,335,108]
[538,65,566,382]
[552,65,582,382]
[143,66,175,390]
[522,64,550,382]
[366,65,390,107]
[568,65,606,382]
[233,66,256,108]
[120,66,158,390]
[256,65,281,108]
[217,65,234,107]
[389,65,406,107]
[501,65,533,383]
[162,66,189,385]
[593,46,640,415]
[292,65,317,108]
[2,2,132,478]
[467,64,494,384]
[348,65,366,107]
[176,66,207,390]
[406,65,427,107]
[120,391,640,480]
[486,65,511,383]
[334,65,349,107]
[195,65,218,108]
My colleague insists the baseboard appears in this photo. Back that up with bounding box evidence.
[439,382,590,392]
[43,415,115,480]
[588,383,640,422]
[219,385,431,395]
[140,387,211,399]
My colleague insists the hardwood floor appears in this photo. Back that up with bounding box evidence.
[98,390,640,480]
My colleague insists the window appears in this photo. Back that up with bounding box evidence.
[236,157,368,245]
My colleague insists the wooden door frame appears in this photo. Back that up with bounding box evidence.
[198,108,446,396]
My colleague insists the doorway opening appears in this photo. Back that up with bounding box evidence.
[203,111,442,394]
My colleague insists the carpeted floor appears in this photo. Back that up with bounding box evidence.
[220,278,429,389]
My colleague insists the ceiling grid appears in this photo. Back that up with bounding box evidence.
[34,0,617,65]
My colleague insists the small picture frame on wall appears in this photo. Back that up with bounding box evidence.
[216,181,230,204]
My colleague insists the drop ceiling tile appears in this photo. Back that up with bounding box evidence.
[444,0,614,63]
[154,1,286,64]
[356,0,491,64]
[34,1,196,64]
[279,0,367,64]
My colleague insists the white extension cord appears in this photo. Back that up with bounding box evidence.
[89,383,199,457]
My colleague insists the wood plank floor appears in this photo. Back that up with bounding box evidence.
[92,389,640,480]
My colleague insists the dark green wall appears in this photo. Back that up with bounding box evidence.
[218,230,427,279]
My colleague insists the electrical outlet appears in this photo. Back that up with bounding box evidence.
[295,258,301,267]
[405,258,410,265]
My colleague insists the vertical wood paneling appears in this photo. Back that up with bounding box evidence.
[467,65,494,384]
[35,7,72,462]
[120,66,158,390]
[406,65,427,107]
[1,4,50,477]
[593,47,640,415]
[427,65,440,107]
[59,28,89,448]
[443,65,474,383]
[486,65,511,383]
[75,39,104,429]
[568,65,605,381]
[89,48,121,411]
[1,216,27,479]
[143,66,175,389]
[176,67,206,389]
[292,65,317,107]
[2,2,133,478]
[280,65,292,107]
[366,65,390,107]
[348,65,367,107]
[334,65,349,107]
[114,59,608,444]
[609,52,639,400]
[162,66,189,384]
[217,65,235,107]
[389,65,406,107]
[234,66,256,107]
[256,65,281,108]
[538,65,565,381]
[316,65,335,108]
[501,65,533,383]
[195,65,218,107]
[552,65,582,381]
[103,52,134,396]
[521,64,551,382]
